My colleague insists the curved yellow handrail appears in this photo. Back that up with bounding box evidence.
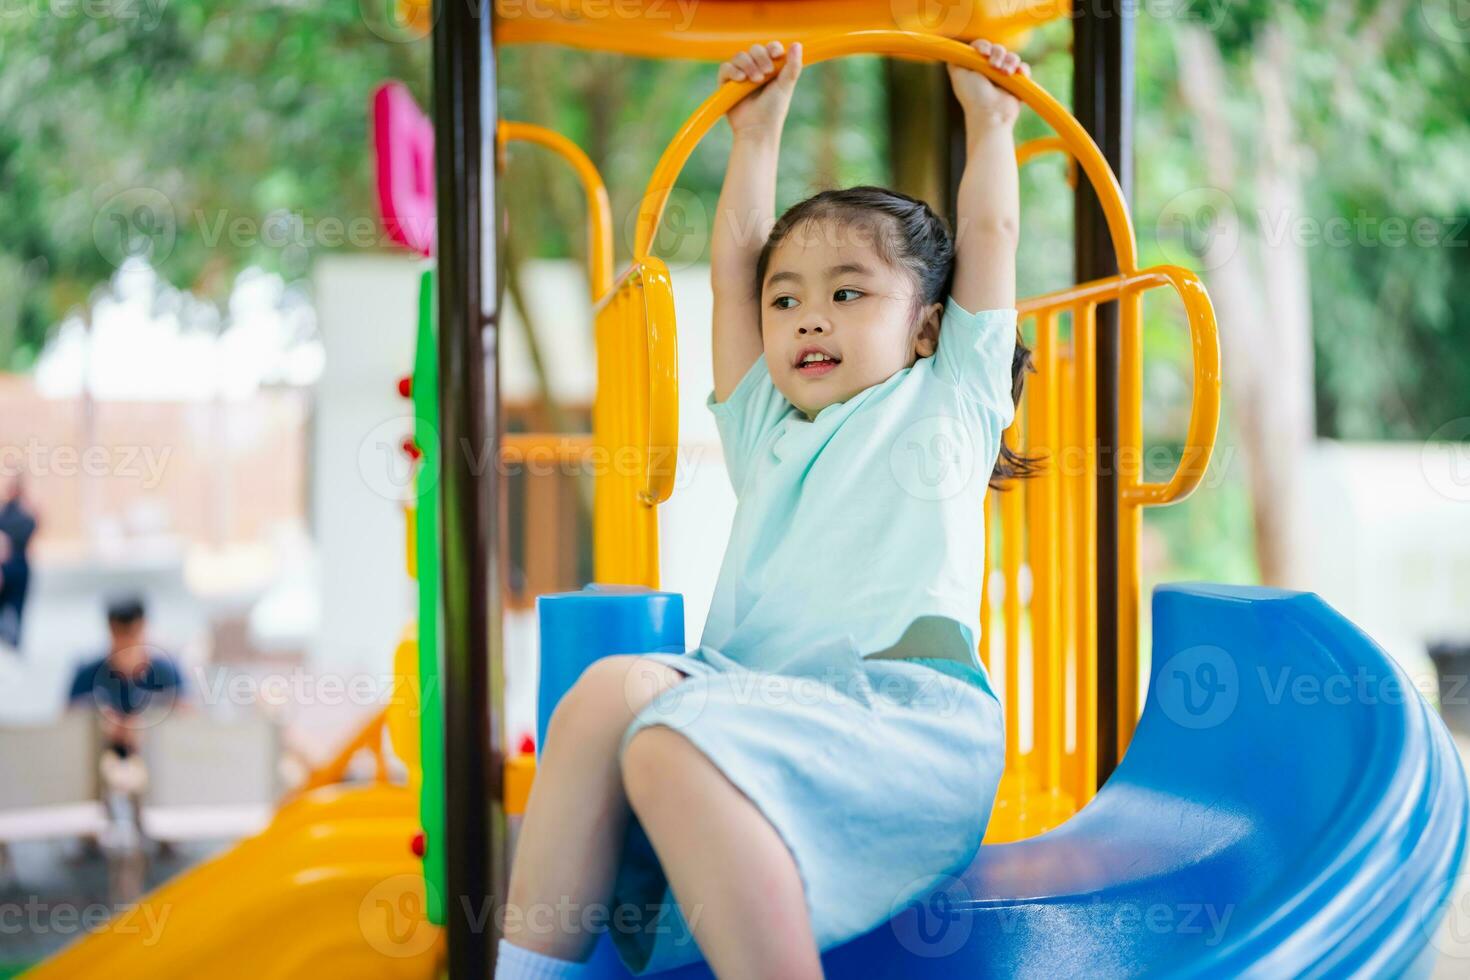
[1017,265,1222,507]
[498,121,616,301]
[1015,134,1076,188]
[1015,134,1067,167]
[1121,267,1222,506]
[633,30,1138,273]
[496,121,676,517]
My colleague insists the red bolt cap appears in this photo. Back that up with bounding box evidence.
[518,733,536,755]
[397,375,413,399]
[402,437,423,460]
[410,831,426,857]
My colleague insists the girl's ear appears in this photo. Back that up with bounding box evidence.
[913,301,944,358]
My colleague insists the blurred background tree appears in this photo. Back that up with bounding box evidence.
[0,4,428,367]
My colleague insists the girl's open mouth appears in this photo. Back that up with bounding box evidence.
[796,351,840,378]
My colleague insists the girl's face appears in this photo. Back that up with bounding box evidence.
[760,218,943,420]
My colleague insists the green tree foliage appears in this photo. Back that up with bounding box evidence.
[0,4,427,366]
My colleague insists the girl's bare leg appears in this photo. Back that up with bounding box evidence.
[621,725,822,980]
[503,654,687,961]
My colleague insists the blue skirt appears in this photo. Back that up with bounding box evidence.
[607,643,1006,975]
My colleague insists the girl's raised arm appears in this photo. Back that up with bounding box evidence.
[710,41,802,403]
[947,39,1028,314]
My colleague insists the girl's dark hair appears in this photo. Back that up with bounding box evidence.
[755,185,1041,488]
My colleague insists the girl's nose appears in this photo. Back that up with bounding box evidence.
[797,318,827,335]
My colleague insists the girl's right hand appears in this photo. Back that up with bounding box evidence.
[719,41,803,137]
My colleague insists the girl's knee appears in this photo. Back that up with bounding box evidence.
[620,724,698,811]
[546,656,685,747]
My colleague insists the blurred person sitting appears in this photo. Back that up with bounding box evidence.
[0,475,38,653]
[68,595,187,761]
[68,599,188,781]
[67,595,188,864]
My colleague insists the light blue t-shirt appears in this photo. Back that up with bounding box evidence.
[698,297,1017,697]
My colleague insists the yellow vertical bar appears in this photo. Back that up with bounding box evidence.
[1027,309,1062,794]
[592,301,612,583]
[1057,337,1078,800]
[642,274,663,588]
[632,274,655,587]
[608,287,632,587]
[632,271,649,587]
[979,498,993,674]
[1001,422,1024,777]
[616,287,633,583]
[1076,301,1098,799]
[1117,288,1144,757]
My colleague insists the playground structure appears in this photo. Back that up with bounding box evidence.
[26,2,1470,978]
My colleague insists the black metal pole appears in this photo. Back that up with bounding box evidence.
[1074,0,1133,786]
[432,0,505,974]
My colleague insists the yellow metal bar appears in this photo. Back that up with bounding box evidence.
[1117,288,1144,755]
[637,258,680,507]
[630,274,656,578]
[1074,301,1098,801]
[498,121,615,302]
[632,31,1138,275]
[1015,134,1066,166]
[590,263,677,586]
[1057,340,1078,799]
[1025,310,1063,795]
[1015,134,1077,189]
[1118,270,1222,506]
[594,284,621,583]
[505,754,534,816]
[1000,438,1023,777]
[1019,265,1221,509]
[494,0,1068,59]
[979,506,992,674]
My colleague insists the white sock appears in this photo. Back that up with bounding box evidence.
[493,937,589,980]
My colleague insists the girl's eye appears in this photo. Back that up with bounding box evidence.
[834,288,863,302]
[772,296,798,310]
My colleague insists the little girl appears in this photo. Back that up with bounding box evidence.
[498,38,1034,980]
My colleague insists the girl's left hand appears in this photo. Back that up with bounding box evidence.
[948,39,1030,127]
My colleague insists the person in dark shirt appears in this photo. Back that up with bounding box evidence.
[0,476,37,652]
[68,596,186,756]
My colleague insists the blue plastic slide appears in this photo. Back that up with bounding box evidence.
[537,583,1469,978]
